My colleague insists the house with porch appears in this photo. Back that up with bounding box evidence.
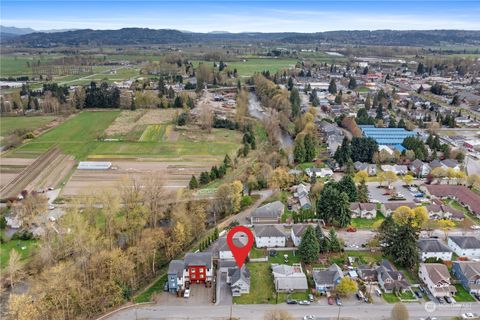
[312,263,344,293]
[377,260,410,293]
[418,263,456,298]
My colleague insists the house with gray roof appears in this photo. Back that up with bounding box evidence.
[312,263,344,293]
[227,266,250,296]
[292,183,312,211]
[409,159,431,177]
[448,236,480,260]
[272,263,308,292]
[254,225,286,248]
[290,224,310,247]
[382,202,416,217]
[377,260,410,293]
[215,235,249,260]
[418,239,453,262]
[425,204,464,220]
[350,202,377,219]
[452,261,480,294]
[354,161,377,176]
[167,260,185,293]
[251,201,284,225]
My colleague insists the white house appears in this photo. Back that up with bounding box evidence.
[448,236,480,260]
[418,263,456,298]
[350,202,377,219]
[305,167,333,178]
[254,225,286,248]
[216,235,248,260]
[291,224,310,247]
[418,239,453,262]
[272,264,308,292]
[227,266,250,296]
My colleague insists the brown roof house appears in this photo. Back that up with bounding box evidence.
[418,263,456,298]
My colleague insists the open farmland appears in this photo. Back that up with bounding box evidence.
[10,111,120,159]
[193,58,297,77]
[0,54,63,76]
[0,116,57,145]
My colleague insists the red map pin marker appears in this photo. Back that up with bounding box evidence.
[227,226,254,268]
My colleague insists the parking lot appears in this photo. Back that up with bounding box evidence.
[157,284,213,306]
[367,181,416,203]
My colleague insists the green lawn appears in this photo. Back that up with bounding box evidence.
[383,293,400,303]
[268,251,301,265]
[454,284,476,302]
[399,290,415,300]
[351,212,385,229]
[0,236,37,269]
[13,111,119,159]
[233,263,276,304]
[277,291,310,303]
[0,116,57,145]
[445,198,480,224]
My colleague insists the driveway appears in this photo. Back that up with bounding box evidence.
[156,284,213,306]
[216,270,232,306]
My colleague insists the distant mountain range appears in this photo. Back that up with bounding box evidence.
[0,25,79,38]
[2,27,480,47]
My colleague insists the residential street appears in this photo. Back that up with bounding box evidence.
[105,302,480,319]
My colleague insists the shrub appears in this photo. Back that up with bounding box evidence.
[240,195,252,208]
[11,230,34,240]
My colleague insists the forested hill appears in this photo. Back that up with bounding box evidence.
[3,28,480,47]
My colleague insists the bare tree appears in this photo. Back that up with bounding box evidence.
[198,102,214,132]
[141,173,171,228]
[263,108,280,145]
[7,249,24,289]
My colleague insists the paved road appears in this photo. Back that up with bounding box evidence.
[465,155,480,176]
[105,301,480,319]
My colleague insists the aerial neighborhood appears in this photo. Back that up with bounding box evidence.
[1,2,480,320]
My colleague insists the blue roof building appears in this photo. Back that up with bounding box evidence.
[359,127,416,151]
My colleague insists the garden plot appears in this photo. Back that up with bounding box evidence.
[61,160,216,197]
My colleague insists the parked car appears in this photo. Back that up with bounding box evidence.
[414,291,422,299]
[48,204,55,210]
[286,299,298,305]
[184,289,190,298]
[346,226,357,232]
[303,316,315,320]
[437,297,445,304]
[299,300,311,305]
[444,296,452,304]
[461,313,478,319]
[308,294,314,302]
[471,225,480,230]
[474,293,480,302]
[375,288,382,296]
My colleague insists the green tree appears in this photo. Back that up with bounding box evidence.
[303,134,316,162]
[290,87,301,118]
[348,77,357,90]
[294,138,306,163]
[316,184,351,227]
[365,94,371,110]
[328,79,337,94]
[298,226,320,264]
[199,171,210,185]
[338,175,357,202]
[315,224,329,253]
[376,104,384,120]
[357,179,369,203]
[189,175,198,189]
[327,228,342,252]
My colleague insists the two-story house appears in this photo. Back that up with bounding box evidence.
[418,239,453,262]
[452,261,480,295]
[350,202,377,219]
[377,260,410,293]
[291,224,309,247]
[227,265,250,296]
[312,263,344,293]
[448,236,480,260]
[167,252,213,292]
[418,263,456,298]
[251,201,284,225]
[254,225,286,248]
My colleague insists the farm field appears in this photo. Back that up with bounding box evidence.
[193,58,297,77]
[10,111,120,159]
[0,115,57,145]
[0,54,63,76]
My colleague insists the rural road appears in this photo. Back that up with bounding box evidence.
[104,301,479,320]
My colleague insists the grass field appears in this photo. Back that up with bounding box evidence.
[12,111,120,159]
[193,58,297,77]
[139,124,168,141]
[0,236,37,269]
[0,116,56,144]
[232,263,276,304]
[10,111,241,161]
[351,212,385,229]
[0,54,63,76]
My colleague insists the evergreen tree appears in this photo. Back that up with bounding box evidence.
[130,95,136,111]
[365,94,371,110]
[223,154,232,168]
[298,226,320,264]
[376,104,384,120]
[357,179,369,203]
[315,224,328,253]
[328,79,337,94]
[388,118,397,128]
[348,77,357,90]
[334,137,352,167]
[316,184,351,227]
[290,87,301,118]
[304,134,316,162]
[327,228,342,253]
[398,118,406,128]
[294,139,306,163]
[338,175,357,202]
[199,171,210,185]
[189,175,199,189]
[287,77,294,91]
[344,160,355,176]
[210,166,219,180]
[335,92,343,104]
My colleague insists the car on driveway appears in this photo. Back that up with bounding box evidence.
[444,296,452,304]
[184,289,190,298]
[308,294,314,302]
[335,296,342,306]
[414,290,422,298]
[299,300,311,305]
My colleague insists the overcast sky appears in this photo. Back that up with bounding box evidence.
[2,0,480,32]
